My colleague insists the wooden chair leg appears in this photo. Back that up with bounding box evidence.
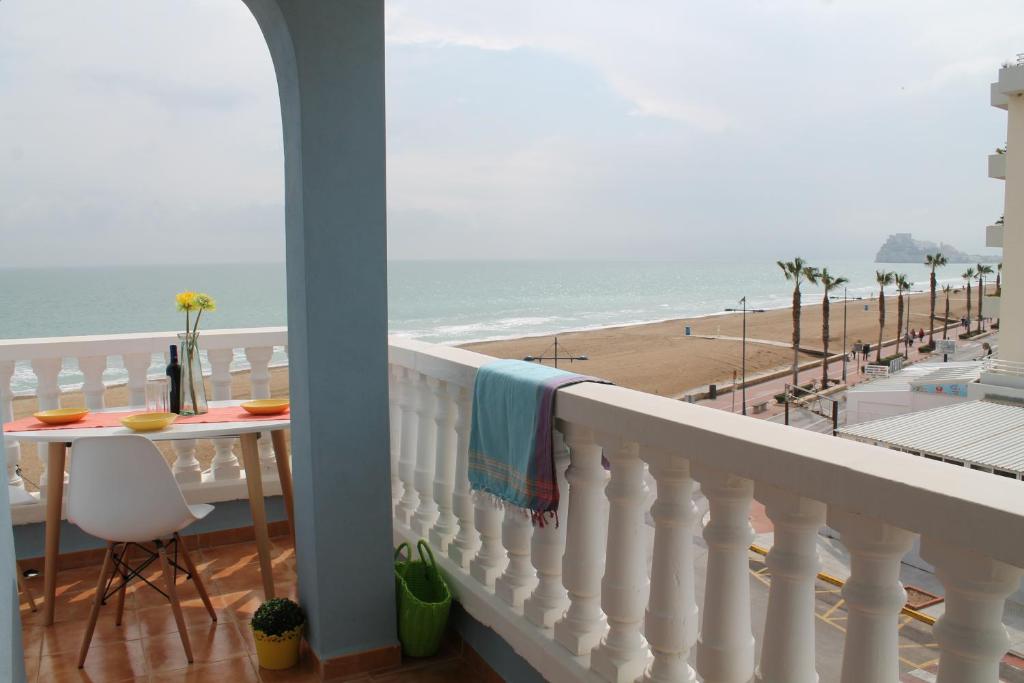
[115,544,130,626]
[78,542,115,668]
[175,534,216,622]
[15,562,37,612]
[158,541,193,663]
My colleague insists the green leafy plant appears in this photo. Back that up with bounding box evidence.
[252,598,305,637]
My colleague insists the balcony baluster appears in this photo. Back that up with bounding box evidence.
[553,426,610,656]
[642,448,698,683]
[754,484,826,683]
[0,360,23,490]
[448,388,480,568]
[388,365,404,507]
[244,346,277,477]
[495,505,537,608]
[829,510,914,683]
[207,348,241,481]
[592,436,650,683]
[469,491,507,589]
[122,352,152,407]
[411,376,440,536]
[693,466,755,683]
[77,356,107,410]
[31,357,62,501]
[523,429,570,629]
[394,368,419,527]
[429,382,462,553]
[922,538,1024,683]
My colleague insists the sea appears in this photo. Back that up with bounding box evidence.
[0,260,968,394]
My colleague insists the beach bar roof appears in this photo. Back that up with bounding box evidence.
[837,399,1024,478]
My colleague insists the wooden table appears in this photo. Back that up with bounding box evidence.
[5,401,294,626]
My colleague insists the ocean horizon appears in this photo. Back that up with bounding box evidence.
[0,259,973,393]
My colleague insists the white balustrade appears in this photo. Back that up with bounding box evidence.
[828,510,914,683]
[447,387,480,569]
[207,348,241,480]
[754,484,826,683]
[389,365,404,507]
[495,507,536,608]
[394,368,420,528]
[244,346,278,477]
[0,360,22,489]
[428,382,461,553]
[554,425,610,656]
[122,352,152,407]
[469,491,507,588]
[77,355,107,410]
[11,330,1024,683]
[922,538,1024,683]
[31,357,62,501]
[693,465,755,683]
[171,440,202,485]
[523,430,570,629]
[411,377,440,536]
[3,328,286,523]
[592,435,650,683]
[642,448,698,683]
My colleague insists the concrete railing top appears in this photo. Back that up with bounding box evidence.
[0,327,288,362]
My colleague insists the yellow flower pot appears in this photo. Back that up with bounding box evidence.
[253,625,303,670]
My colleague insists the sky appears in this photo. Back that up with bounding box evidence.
[0,0,1021,267]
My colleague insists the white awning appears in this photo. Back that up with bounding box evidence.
[837,399,1024,475]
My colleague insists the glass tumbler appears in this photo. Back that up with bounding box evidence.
[146,377,171,413]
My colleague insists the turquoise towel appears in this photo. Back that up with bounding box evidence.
[468,359,606,522]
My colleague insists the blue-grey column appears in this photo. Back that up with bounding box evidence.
[243,0,395,662]
[1,431,27,683]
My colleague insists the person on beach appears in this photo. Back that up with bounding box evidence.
[918,328,925,342]
[863,342,871,360]
[905,332,914,349]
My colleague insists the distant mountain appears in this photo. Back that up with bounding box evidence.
[875,233,999,264]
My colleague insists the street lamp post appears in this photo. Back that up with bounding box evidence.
[725,297,765,416]
[523,336,589,369]
[842,287,848,383]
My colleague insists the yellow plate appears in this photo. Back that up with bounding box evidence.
[241,399,290,416]
[33,408,89,425]
[120,412,177,432]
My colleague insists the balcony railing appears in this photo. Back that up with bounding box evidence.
[389,336,1024,682]
[1,328,288,523]
[7,328,1024,680]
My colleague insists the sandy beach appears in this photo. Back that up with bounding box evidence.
[9,287,985,488]
[463,288,983,396]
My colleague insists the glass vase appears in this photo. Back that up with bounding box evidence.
[177,332,208,416]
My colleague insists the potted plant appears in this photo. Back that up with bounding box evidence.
[251,598,305,670]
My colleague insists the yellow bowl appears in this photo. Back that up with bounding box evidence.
[120,412,177,432]
[241,399,290,416]
[33,408,89,426]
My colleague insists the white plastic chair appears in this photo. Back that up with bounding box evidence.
[9,485,38,613]
[67,434,216,668]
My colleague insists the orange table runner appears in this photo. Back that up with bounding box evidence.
[3,405,289,433]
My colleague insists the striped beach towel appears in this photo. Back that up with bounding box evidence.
[468,359,608,524]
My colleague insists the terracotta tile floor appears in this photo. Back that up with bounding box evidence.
[19,538,484,682]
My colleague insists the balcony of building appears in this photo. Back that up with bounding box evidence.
[6,329,1024,682]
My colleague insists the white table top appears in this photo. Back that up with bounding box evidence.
[4,400,290,443]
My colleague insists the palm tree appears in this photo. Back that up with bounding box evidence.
[942,284,953,340]
[962,267,975,334]
[895,274,911,358]
[778,258,819,386]
[818,268,848,386]
[996,262,1003,296]
[977,263,994,332]
[875,270,894,363]
[925,252,947,347]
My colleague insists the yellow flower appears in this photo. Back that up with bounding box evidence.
[175,291,197,312]
[195,293,217,312]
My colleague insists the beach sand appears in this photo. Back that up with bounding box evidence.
[9,287,983,489]
[463,288,981,395]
